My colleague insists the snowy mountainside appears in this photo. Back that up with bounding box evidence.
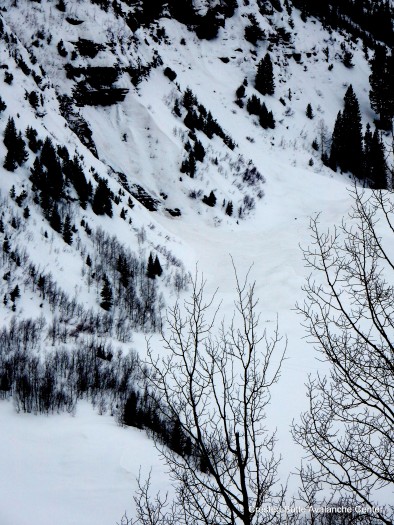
[0,0,392,523]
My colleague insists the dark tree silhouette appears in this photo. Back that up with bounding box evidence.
[62,215,73,245]
[369,46,394,131]
[3,117,28,171]
[306,103,314,119]
[255,53,275,96]
[330,85,363,179]
[364,127,388,189]
[92,178,113,217]
[40,137,63,199]
[100,275,113,311]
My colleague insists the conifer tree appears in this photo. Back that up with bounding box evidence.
[153,255,163,277]
[3,118,28,171]
[366,129,388,189]
[329,110,343,171]
[25,126,42,153]
[330,86,363,179]
[92,179,113,217]
[202,190,217,207]
[3,149,17,172]
[194,140,205,162]
[306,103,314,119]
[49,205,62,233]
[62,215,73,245]
[100,275,113,311]
[123,391,140,428]
[246,95,262,116]
[259,103,275,129]
[10,284,20,303]
[244,15,264,46]
[14,132,28,166]
[40,137,63,199]
[30,158,44,191]
[146,253,156,279]
[341,85,363,177]
[0,96,6,113]
[3,117,17,151]
[255,53,275,96]
[369,47,394,131]
[64,156,91,208]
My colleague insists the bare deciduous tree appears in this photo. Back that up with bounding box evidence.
[135,267,287,525]
[293,189,394,525]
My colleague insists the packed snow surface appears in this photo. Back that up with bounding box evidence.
[0,0,390,523]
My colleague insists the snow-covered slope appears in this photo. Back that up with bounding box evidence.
[0,0,391,523]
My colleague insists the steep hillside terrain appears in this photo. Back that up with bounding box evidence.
[0,0,392,523]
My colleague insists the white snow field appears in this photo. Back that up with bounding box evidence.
[0,0,391,523]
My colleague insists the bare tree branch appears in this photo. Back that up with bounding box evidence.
[136,266,287,525]
[293,188,394,525]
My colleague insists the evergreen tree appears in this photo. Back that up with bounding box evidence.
[329,110,343,171]
[195,10,221,40]
[246,95,262,116]
[100,275,113,311]
[117,255,129,288]
[330,86,363,178]
[202,190,217,207]
[244,15,264,45]
[62,215,73,245]
[306,103,314,119]
[10,285,20,303]
[40,137,63,199]
[3,117,17,151]
[64,156,91,208]
[49,205,62,233]
[194,140,205,162]
[225,200,233,216]
[25,126,42,153]
[180,153,196,178]
[255,53,275,96]
[3,149,17,172]
[170,417,185,456]
[30,157,44,191]
[0,96,6,113]
[146,253,156,279]
[123,391,140,428]
[365,129,388,189]
[259,103,275,129]
[153,255,163,277]
[3,118,28,171]
[341,85,363,177]
[369,47,394,131]
[92,179,113,217]
[14,132,28,166]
